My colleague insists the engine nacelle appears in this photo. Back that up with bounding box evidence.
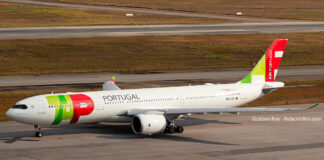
[131,114,167,135]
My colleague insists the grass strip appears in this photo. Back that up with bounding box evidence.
[59,0,324,21]
[0,3,220,28]
[0,33,324,75]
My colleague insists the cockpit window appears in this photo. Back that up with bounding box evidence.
[12,104,28,109]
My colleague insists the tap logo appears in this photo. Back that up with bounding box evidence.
[267,49,273,80]
[46,94,94,125]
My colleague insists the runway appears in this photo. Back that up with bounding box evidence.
[0,65,323,87]
[1,22,324,40]
[0,103,323,160]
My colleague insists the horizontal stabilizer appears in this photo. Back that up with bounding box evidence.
[262,84,319,94]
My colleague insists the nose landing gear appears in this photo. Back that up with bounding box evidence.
[34,125,43,137]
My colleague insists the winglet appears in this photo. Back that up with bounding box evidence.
[103,75,121,90]
[109,75,116,83]
[307,103,319,109]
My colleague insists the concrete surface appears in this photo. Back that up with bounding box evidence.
[0,103,323,160]
[1,22,324,40]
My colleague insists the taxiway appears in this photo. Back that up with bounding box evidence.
[1,22,324,40]
[0,103,323,160]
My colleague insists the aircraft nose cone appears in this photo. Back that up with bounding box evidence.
[6,109,14,120]
[5,108,33,124]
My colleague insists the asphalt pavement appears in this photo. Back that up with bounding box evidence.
[0,103,323,160]
[1,22,324,40]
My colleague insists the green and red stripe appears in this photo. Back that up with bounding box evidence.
[46,94,94,125]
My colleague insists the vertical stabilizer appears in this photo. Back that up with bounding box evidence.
[240,39,288,84]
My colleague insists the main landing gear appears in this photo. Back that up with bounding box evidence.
[34,125,43,137]
[164,122,184,134]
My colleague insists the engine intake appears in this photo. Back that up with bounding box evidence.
[131,114,167,135]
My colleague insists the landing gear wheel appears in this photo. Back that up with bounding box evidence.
[164,126,176,134]
[176,126,184,133]
[164,121,184,134]
[35,131,43,137]
[169,126,176,134]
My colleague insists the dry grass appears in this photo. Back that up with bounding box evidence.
[0,33,324,75]
[0,3,220,28]
[1,81,323,121]
[59,0,324,21]
[244,84,324,107]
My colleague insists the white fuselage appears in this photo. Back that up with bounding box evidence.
[6,83,263,126]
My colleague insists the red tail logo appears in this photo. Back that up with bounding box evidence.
[265,39,287,82]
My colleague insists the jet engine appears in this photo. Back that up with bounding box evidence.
[131,114,167,135]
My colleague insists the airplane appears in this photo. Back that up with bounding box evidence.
[5,39,315,137]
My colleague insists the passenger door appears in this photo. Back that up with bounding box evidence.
[96,96,104,110]
[38,101,47,114]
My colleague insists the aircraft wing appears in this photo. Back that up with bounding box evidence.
[126,104,318,116]
[103,76,121,91]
